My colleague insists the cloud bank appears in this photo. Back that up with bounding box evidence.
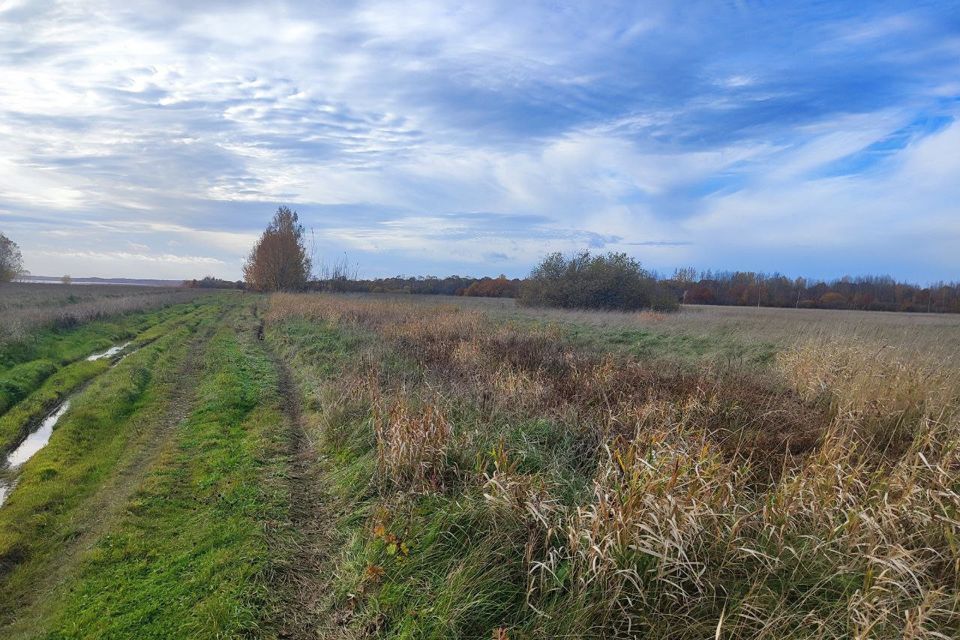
[1,0,958,280]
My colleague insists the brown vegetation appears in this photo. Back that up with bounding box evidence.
[677,270,960,313]
[267,293,960,638]
[0,283,208,344]
[243,206,312,292]
[463,275,520,298]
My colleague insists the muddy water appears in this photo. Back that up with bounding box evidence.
[0,401,71,507]
[7,401,71,467]
[86,341,131,361]
[0,340,135,507]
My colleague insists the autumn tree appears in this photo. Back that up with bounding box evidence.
[243,206,312,292]
[463,275,520,298]
[0,232,24,282]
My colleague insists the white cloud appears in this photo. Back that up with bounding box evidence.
[33,250,224,265]
[0,1,957,281]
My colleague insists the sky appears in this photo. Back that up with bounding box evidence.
[1,0,958,282]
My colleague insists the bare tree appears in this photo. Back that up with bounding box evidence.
[316,252,359,292]
[61,274,72,285]
[243,206,312,292]
[0,233,24,282]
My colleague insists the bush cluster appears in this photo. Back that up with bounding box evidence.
[518,250,679,311]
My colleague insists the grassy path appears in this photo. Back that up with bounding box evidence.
[2,297,349,638]
[1,305,221,637]
[0,300,218,454]
[264,313,374,639]
[0,299,214,412]
[4,303,293,639]
[0,301,228,626]
[0,320,201,624]
[265,323,337,639]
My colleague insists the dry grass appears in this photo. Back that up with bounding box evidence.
[0,283,209,344]
[778,339,959,442]
[268,293,960,638]
[394,293,960,367]
[374,394,452,492]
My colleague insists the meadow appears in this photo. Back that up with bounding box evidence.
[0,282,205,345]
[0,286,958,638]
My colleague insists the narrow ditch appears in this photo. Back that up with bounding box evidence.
[0,341,137,507]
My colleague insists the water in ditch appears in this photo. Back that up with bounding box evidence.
[0,340,136,507]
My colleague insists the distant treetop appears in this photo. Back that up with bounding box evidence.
[243,206,312,292]
[0,233,24,283]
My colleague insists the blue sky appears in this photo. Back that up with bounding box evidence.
[1,1,958,282]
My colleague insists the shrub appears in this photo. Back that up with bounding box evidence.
[518,250,679,312]
[819,291,847,309]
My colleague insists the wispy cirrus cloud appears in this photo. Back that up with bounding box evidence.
[0,0,957,280]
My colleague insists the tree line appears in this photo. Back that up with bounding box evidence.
[672,270,960,314]
[6,206,957,315]
[306,274,521,297]
[238,208,960,313]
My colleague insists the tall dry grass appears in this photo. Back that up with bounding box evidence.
[422,293,960,368]
[0,283,209,344]
[374,394,452,492]
[268,293,960,638]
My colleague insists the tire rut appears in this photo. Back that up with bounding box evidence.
[266,332,337,639]
[1,312,219,636]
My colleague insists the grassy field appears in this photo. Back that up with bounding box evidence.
[403,294,960,365]
[0,282,206,345]
[0,291,958,638]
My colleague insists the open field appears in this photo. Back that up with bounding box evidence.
[0,282,206,345]
[0,291,958,638]
[360,294,960,366]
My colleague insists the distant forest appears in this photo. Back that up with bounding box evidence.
[173,213,960,314]
[186,270,960,314]
[674,271,960,314]
[184,274,520,297]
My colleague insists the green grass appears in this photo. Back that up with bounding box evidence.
[0,359,108,454]
[0,360,58,415]
[34,308,290,639]
[0,301,193,370]
[267,316,558,639]
[0,300,221,453]
[342,495,530,639]
[0,323,196,625]
[0,300,216,423]
[552,322,778,365]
